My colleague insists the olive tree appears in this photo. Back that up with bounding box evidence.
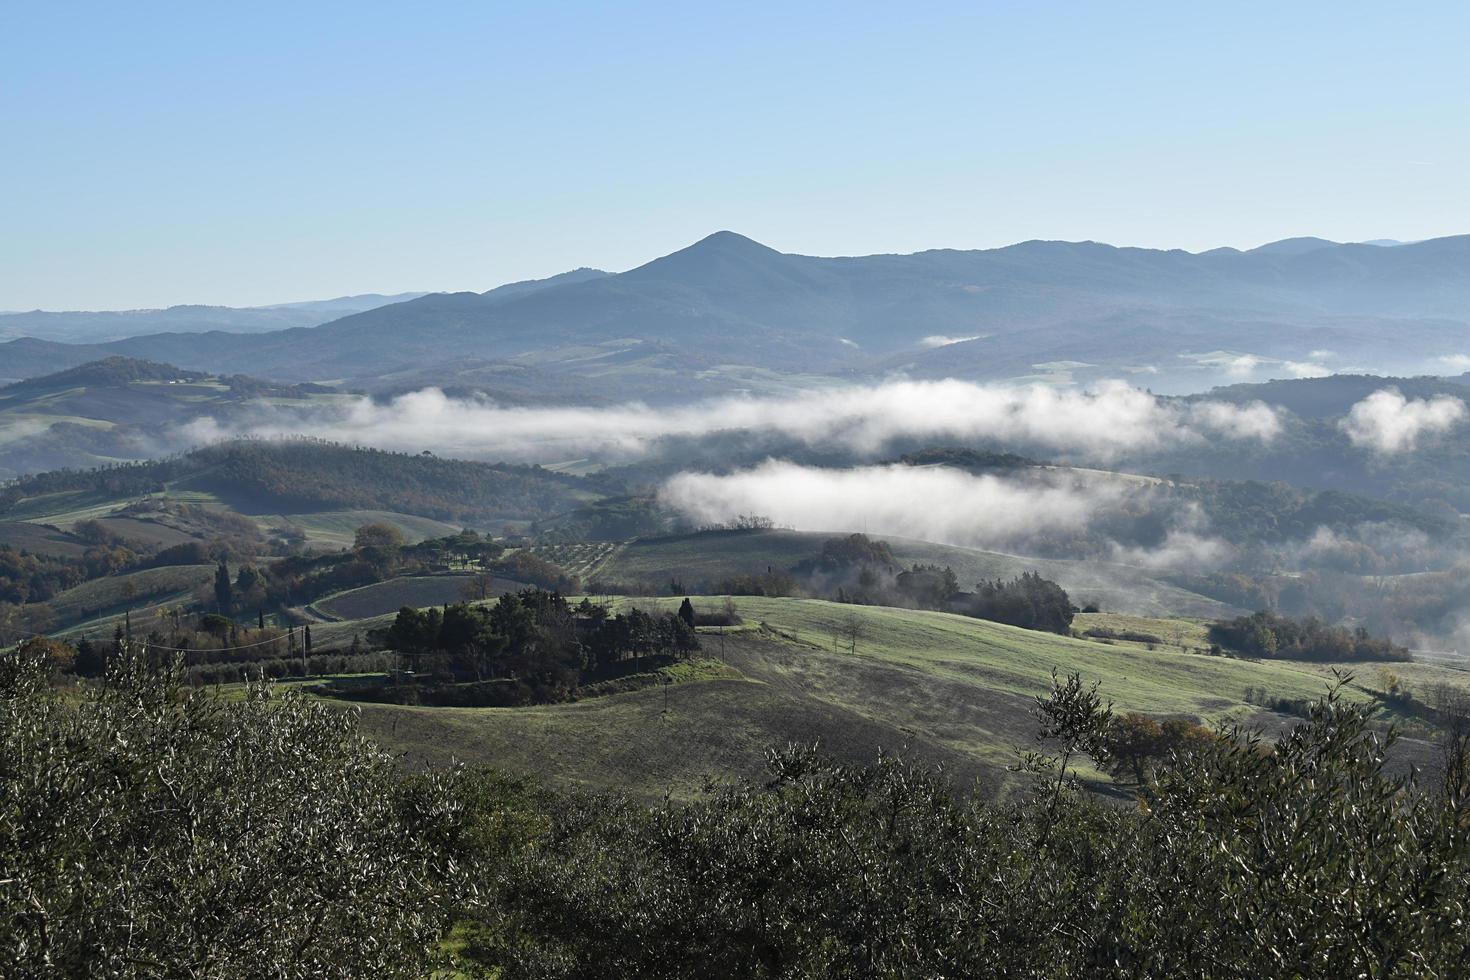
[0,644,465,978]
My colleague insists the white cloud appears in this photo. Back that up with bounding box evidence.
[0,418,52,446]
[660,461,1114,551]
[919,335,982,348]
[1224,355,1262,377]
[1438,354,1470,371]
[181,379,1280,464]
[1339,388,1467,453]
[1308,349,1335,360]
[1284,361,1331,379]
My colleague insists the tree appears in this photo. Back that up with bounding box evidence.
[678,597,696,628]
[0,645,462,976]
[354,522,406,553]
[463,572,496,602]
[387,606,442,672]
[837,609,868,654]
[13,635,75,676]
[213,560,233,614]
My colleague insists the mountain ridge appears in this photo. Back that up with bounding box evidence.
[5,232,1470,393]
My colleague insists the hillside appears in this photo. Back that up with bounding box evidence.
[595,529,1240,619]
[6,232,1470,395]
[0,357,349,478]
[343,595,1427,800]
[0,439,601,529]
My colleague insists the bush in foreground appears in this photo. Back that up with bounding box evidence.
[0,646,464,978]
[482,677,1470,978]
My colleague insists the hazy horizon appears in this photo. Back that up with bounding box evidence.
[0,229,1442,314]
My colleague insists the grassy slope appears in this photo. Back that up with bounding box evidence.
[599,529,1240,619]
[48,565,215,635]
[345,596,1384,801]
[261,510,463,549]
[0,521,87,558]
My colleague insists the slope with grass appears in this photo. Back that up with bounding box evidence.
[46,564,215,632]
[598,529,1239,619]
[341,595,1400,801]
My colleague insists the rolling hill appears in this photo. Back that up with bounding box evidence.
[338,595,1438,800]
[0,357,348,478]
[593,529,1240,619]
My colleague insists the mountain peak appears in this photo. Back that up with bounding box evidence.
[687,230,781,254]
[1248,237,1342,256]
[622,231,785,281]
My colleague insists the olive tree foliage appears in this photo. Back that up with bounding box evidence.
[0,644,466,979]
[484,674,1470,979]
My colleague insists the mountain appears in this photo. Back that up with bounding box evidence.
[0,291,430,345]
[6,232,1470,395]
[1248,237,1341,255]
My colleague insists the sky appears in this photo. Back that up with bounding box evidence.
[2,1,1468,310]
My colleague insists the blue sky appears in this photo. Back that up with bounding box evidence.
[2,1,1467,309]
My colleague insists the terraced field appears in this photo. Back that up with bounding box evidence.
[529,541,622,580]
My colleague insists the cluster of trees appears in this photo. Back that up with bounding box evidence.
[963,572,1076,635]
[8,651,1470,976]
[381,589,698,701]
[1208,610,1411,662]
[240,526,513,611]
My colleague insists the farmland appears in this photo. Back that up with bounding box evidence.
[313,573,528,620]
[331,595,1414,801]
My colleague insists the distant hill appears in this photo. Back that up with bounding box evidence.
[6,232,1470,395]
[0,291,429,346]
[0,438,599,527]
[0,358,346,478]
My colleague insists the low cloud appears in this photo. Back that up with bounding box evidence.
[1438,354,1470,371]
[1224,355,1262,377]
[660,461,1115,551]
[1284,360,1331,379]
[0,418,53,446]
[1110,529,1233,572]
[1339,388,1467,454]
[183,379,1281,464]
[919,335,983,348]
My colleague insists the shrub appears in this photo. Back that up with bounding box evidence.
[0,645,463,976]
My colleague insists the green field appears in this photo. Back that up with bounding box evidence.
[335,595,1413,801]
[597,529,1240,618]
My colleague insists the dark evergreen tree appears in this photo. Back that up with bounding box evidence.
[213,561,233,614]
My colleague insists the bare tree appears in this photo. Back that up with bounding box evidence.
[463,572,496,602]
[837,609,869,655]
